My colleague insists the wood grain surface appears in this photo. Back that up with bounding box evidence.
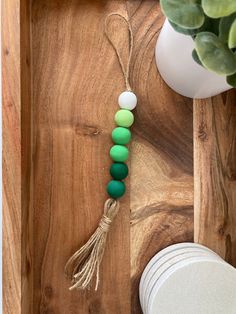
[2,0,32,312]
[2,0,22,312]
[194,92,236,266]
[31,1,193,312]
[128,2,193,311]
[2,0,234,313]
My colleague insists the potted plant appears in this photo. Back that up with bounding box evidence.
[156,0,236,98]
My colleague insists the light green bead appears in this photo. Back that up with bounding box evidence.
[114,109,134,128]
[112,127,131,145]
[110,145,129,162]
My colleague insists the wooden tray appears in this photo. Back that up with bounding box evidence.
[2,0,236,313]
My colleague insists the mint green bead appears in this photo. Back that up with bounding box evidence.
[112,127,131,145]
[107,180,126,198]
[115,109,134,127]
[110,145,129,162]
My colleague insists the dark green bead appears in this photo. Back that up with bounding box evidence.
[110,163,128,180]
[106,180,126,198]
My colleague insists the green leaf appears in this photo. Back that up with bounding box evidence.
[195,32,236,75]
[160,0,205,29]
[169,21,200,35]
[192,49,203,66]
[219,14,236,43]
[170,17,218,37]
[229,19,236,48]
[202,0,236,18]
[227,73,236,87]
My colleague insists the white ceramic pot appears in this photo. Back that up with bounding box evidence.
[155,19,232,99]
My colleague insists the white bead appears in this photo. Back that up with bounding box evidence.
[118,91,137,110]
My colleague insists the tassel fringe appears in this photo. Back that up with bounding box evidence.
[64,198,120,291]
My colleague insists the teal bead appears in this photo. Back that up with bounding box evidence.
[115,109,134,127]
[112,127,131,145]
[107,180,126,198]
[110,145,129,162]
[110,162,129,180]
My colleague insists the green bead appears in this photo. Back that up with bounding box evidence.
[112,127,131,145]
[107,180,126,198]
[110,145,129,162]
[110,162,129,180]
[115,109,134,127]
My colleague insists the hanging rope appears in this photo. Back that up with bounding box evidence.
[104,12,134,91]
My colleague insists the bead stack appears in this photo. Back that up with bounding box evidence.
[107,91,137,199]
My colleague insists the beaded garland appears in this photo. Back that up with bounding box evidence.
[65,12,135,291]
[107,91,137,198]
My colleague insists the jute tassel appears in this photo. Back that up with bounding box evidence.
[65,198,120,290]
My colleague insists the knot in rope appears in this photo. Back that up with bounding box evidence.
[99,215,112,232]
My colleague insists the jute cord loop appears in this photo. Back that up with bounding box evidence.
[104,12,133,91]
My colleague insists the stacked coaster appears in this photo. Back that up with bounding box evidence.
[139,243,236,314]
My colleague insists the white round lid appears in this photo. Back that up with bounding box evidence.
[143,251,221,313]
[139,243,221,311]
[148,259,236,314]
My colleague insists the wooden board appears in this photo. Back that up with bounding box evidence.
[194,92,236,267]
[2,0,235,313]
[2,0,32,313]
[128,3,193,311]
